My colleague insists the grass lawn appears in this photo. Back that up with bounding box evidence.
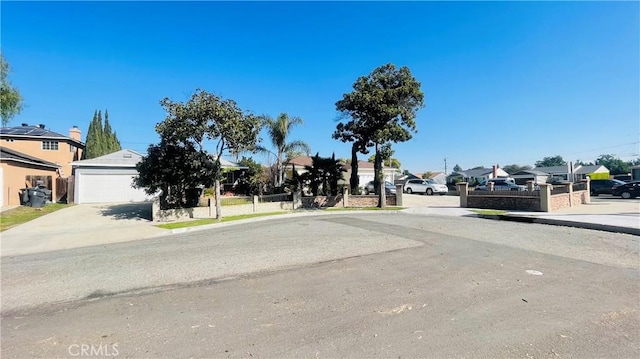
[0,203,71,232]
[471,209,507,215]
[156,211,290,230]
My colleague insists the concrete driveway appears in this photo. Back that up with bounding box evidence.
[1,202,166,257]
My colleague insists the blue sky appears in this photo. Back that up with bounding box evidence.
[2,1,639,173]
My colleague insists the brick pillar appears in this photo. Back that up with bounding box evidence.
[527,180,535,191]
[292,191,298,210]
[343,186,349,207]
[539,183,551,212]
[395,184,403,207]
[567,182,574,207]
[584,178,591,204]
[488,181,495,191]
[457,182,468,207]
[152,197,161,222]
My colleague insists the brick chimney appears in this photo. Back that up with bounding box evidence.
[492,165,497,178]
[69,125,81,141]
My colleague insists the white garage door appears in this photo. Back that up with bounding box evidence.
[78,173,150,204]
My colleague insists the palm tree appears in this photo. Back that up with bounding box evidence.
[259,113,311,188]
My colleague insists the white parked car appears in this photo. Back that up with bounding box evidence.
[404,179,449,195]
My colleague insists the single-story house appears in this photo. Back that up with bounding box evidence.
[574,165,609,180]
[632,165,640,181]
[426,171,447,184]
[348,161,400,189]
[447,166,510,185]
[510,169,549,185]
[71,149,153,204]
[534,164,609,182]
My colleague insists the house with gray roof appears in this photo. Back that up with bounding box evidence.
[447,167,510,185]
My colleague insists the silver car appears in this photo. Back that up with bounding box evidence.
[364,181,396,195]
[404,179,449,195]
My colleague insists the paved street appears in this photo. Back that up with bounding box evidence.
[2,213,638,358]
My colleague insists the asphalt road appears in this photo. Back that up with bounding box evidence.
[2,213,639,358]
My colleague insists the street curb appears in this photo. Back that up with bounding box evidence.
[159,209,406,236]
[477,214,640,236]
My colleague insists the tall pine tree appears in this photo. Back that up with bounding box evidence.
[103,109,121,153]
[84,109,122,159]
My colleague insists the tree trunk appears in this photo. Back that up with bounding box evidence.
[276,152,283,188]
[350,144,359,194]
[215,178,222,220]
[375,142,386,208]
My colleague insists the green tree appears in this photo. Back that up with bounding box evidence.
[335,63,424,207]
[422,171,433,179]
[84,109,122,158]
[103,109,122,153]
[575,159,594,166]
[535,155,566,167]
[367,144,401,169]
[258,113,311,189]
[135,140,216,209]
[502,164,532,175]
[452,164,462,173]
[595,154,631,175]
[0,54,23,126]
[302,153,346,196]
[151,89,262,218]
[236,156,266,195]
[333,118,372,195]
[84,111,105,159]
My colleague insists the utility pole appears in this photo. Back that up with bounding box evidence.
[444,158,448,174]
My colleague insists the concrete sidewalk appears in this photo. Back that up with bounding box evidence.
[401,194,639,235]
[1,203,166,257]
[502,198,640,235]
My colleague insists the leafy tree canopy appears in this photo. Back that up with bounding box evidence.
[535,155,566,167]
[367,143,401,169]
[135,89,262,213]
[335,63,424,207]
[595,154,631,175]
[84,109,122,159]
[0,54,23,126]
[452,164,462,173]
[502,164,532,175]
[257,113,310,189]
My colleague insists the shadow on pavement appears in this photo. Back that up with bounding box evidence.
[99,202,153,221]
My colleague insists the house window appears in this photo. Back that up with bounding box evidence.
[225,171,235,184]
[69,144,75,152]
[42,141,59,151]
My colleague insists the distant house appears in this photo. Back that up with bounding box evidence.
[533,165,575,181]
[426,171,447,185]
[574,165,609,181]
[350,161,400,188]
[534,164,609,182]
[447,167,509,185]
[510,169,549,185]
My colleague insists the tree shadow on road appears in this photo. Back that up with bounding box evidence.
[98,202,153,221]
